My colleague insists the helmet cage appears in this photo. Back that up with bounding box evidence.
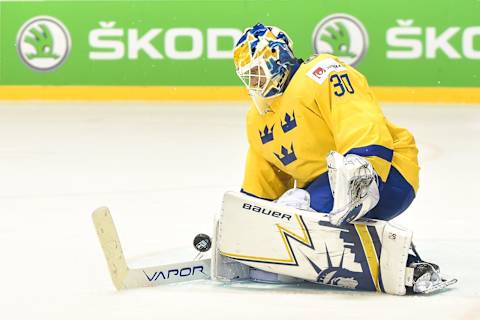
[236,56,289,114]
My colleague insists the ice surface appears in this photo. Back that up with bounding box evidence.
[0,102,478,320]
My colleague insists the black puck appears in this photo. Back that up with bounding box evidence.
[193,233,212,252]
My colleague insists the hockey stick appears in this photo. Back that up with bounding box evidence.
[92,207,211,290]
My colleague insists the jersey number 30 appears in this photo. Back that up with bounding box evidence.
[330,74,355,97]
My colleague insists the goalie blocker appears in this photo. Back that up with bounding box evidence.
[213,191,416,295]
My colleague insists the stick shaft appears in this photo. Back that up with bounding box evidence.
[92,207,129,290]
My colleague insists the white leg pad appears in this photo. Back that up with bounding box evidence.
[211,216,250,281]
[379,223,413,295]
[215,191,415,295]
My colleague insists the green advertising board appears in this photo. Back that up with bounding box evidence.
[1,0,480,87]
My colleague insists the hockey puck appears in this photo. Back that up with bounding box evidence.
[193,233,212,252]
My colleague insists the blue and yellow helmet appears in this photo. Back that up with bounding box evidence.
[233,23,298,114]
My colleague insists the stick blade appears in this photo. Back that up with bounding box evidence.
[92,207,129,290]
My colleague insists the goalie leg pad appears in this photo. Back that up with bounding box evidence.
[379,223,413,295]
[211,217,250,282]
[211,214,302,284]
[216,191,414,295]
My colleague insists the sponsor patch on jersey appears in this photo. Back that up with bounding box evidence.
[307,58,347,85]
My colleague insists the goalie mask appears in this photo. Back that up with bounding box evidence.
[233,23,299,114]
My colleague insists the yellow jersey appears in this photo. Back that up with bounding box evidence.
[241,54,419,201]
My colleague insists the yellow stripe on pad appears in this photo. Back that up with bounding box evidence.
[355,224,381,292]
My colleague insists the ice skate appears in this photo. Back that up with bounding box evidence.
[407,245,457,294]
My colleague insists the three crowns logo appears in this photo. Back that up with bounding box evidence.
[274,143,297,166]
[281,112,296,133]
[259,124,274,144]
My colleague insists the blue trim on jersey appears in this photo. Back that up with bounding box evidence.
[305,166,415,220]
[345,145,394,162]
[364,166,415,220]
[240,189,274,201]
[305,172,334,213]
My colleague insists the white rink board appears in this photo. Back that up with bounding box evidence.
[0,102,478,320]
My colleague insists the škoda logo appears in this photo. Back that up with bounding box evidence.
[16,16,71,72]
